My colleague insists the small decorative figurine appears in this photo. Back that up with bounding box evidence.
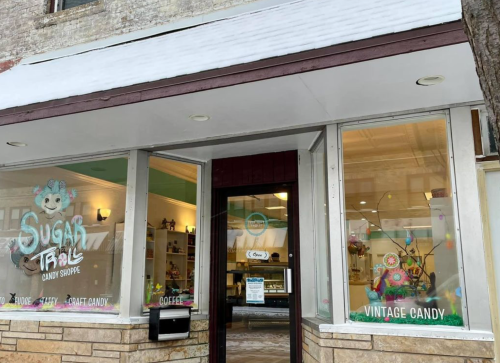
[9,293,15,304]
[65,294,72,305]
[185,225,189,233]
[161,218,168,229]
[169,219,176,231]
[365,286,382,307]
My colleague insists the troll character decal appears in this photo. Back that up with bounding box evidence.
[33,179,76,218]
[8,238,42,276]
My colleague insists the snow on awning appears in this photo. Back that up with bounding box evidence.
[0,0,461,111]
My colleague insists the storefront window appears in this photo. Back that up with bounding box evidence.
[313,138,331,319]
[143,157,199,311]
[342,116,463,326]
[0,157,127,313]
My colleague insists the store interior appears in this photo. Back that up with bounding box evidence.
[343,118,463,325]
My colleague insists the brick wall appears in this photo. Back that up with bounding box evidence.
[0,0,259,65]
[302,324,495,363]
[0,319,209,363]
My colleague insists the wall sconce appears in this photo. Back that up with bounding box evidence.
[97,208,111,221]
[274,192,288,201]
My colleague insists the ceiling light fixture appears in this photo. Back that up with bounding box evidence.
[416,75,445,86]
[371,210,377,213]
[265,206,286,210]
[6,142,27,147]
[360,201,367,205]
[189,114,210,122]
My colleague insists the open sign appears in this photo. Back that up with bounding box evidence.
[246,250,270,260]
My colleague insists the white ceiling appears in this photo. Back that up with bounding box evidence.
[159,132,320,161]
[0,43,483,165]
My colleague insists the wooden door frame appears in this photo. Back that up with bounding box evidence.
[209,151,302,363]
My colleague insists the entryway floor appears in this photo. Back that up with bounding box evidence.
[226,322,290,363]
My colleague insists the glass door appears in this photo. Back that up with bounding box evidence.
[225,192,292,363]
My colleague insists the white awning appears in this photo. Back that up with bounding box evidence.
[0,0,461,111]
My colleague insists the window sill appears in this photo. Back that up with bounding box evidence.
[0,311,208,325]
[36,0,105,29]
[302,317,494,341]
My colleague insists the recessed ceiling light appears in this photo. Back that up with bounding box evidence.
[371,210,377,213]
[360,201,366,205]
[361,218,366,221]
[189,114,210,122]
[265,206,286,210]
[6,141,27,147]
[416,75,445,86]
[371,224,375,227]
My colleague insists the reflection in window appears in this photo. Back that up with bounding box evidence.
[0,158,127,313]
[143,157,199,311]
[342,117,463,326]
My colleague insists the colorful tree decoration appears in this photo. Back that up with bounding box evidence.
[439,214,444,220]
[407,258,413,266]
[373,263,384,275]
[388,268,409,286]
[446,240,454,250]
[445,290,457,315]
[383,252,400,269]
[455,287,462,298]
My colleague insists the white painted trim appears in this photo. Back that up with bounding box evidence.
[26,0,298,65]
[199,160,212,314]
[150,193,197,211]
[318,323,494,341]
[325,124,344,324]
[193,163,203,311]
[120,150,150,318]
[0,312,208,324]
[449,107,492,332]
[298,149,315,318]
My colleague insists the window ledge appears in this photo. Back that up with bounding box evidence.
[0,311,208,325]
[302,317,494,341]
[36,1,105,29]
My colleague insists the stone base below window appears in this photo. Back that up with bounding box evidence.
[0,319,209,362]
[302,324,494,363]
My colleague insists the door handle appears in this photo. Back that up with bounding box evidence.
[284,268,293,294]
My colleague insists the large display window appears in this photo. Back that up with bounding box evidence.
[0,157,127,313]
[341,116,464,326]
[143,156,199,311]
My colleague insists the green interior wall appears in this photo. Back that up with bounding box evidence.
[59,159,197,205]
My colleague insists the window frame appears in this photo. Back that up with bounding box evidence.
[310,134,333,321]
[338,111,468,328]
[0,151,130,319]
[322,109,492,337]
[140,153,205,314]
[50,0,97,12]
